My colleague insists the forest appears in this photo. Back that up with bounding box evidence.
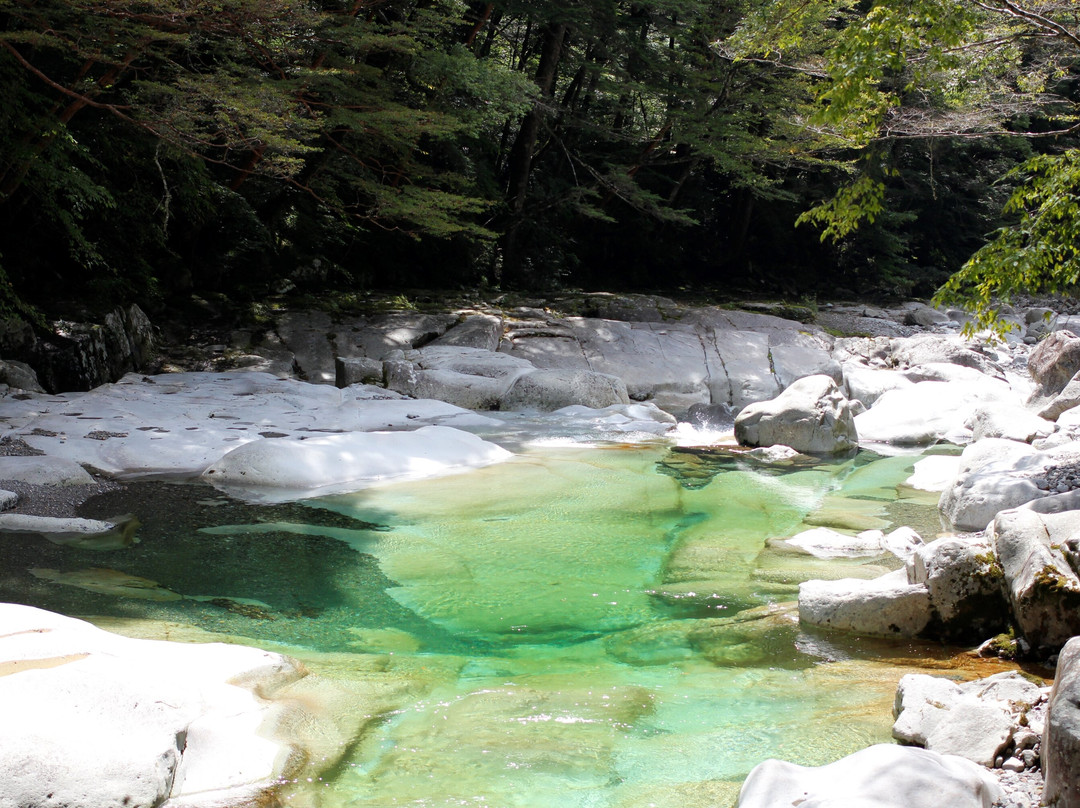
[2,0,1080,325]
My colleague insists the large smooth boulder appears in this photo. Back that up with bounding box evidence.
[799,569,932,636]
[991,507,1080,652]
[10,372,491,479]
[735,744,1000,808]
[908,537,1010,642]
[893,672,1047,767]
[0,604,305,808]
[734,374,858,454]
[1046,637,1080,808]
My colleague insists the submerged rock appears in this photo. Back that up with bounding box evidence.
[735,744,1000,808]
[0,513,139,550]
[29,567,182,601]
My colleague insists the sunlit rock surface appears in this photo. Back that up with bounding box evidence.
[893,671,1047,767]
[0,603,304,808]
[203,425,512,502]
[0,372,503,484]
[735,744,1000,808]
[939,438,1069,532]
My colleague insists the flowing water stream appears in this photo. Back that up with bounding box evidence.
[0,440,997,808]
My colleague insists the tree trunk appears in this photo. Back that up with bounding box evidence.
[499,21,567,287]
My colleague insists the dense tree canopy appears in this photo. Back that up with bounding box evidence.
[2,0,1079,320]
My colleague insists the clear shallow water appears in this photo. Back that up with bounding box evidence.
[0,442,978,808]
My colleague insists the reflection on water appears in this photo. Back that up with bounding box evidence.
[0,444,977,807]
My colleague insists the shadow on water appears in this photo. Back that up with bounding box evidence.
[0,481,483,654]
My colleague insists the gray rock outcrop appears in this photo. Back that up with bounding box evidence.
[1045,636,1080,808]
[908,536,1010,642]
[991,507,1080,652]
[24,304,156,392]
[1028,329,1080,402]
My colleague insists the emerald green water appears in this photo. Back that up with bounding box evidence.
[0,443,965,808]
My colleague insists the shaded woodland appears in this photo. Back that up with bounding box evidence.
[3,0,1080,322]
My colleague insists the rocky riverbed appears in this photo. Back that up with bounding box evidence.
[2,294,1080,807]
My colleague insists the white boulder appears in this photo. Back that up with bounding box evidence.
[784,527,886,558]
[735,743,1000,808]
[906,454,962,492]
[798,569,932,636]
[841,362,914,408]
[7,372,491,478]
[203,425,512,501]
[938,438,1050,532]
[1046,637,1080,808]
[967,404,1055,443]
[855,378,1016,446]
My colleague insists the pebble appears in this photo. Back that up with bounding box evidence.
[991,767,1043,808]
[1034,461,1080,492]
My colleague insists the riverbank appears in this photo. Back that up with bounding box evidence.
[1,294,1079,807]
